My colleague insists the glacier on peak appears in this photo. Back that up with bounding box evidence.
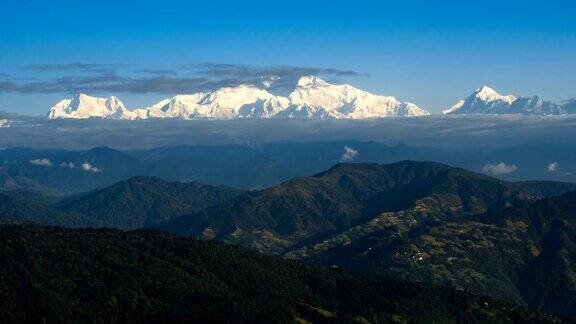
[473,86,516,104]
[47,76,430,120]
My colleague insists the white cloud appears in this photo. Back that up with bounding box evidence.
[341,146,359,161]
[60,162,76,169]
[482,162,517,176]
[81,162,101,173]
[29,158,53,167]
[548,162,559,172]
[59,161,101,172]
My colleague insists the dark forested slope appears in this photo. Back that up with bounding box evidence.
[0,225,561,323]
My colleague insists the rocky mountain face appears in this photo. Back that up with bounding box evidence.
[47,76,429,120]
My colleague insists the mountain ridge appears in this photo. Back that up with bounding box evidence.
[56,176,245,229]
[444,86,574,115]
[158,161,575,254]
[47,76,430,120]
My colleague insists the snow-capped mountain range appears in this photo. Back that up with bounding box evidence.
[443,86,574,115]
[47,76,430,120]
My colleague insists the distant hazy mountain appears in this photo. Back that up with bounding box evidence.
[444,86,573,115]
[0,146,144,196]
[0,225,554,323]
[57,176,244,229]
[0,176,243,229]
[3,142,576,196]
[47,76,430,120]
[0,193,81,226]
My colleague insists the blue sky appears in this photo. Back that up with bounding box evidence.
[1,0,575,115]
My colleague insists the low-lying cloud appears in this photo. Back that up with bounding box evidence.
[341,145,359,161]
[548,162,559,172]
[59,161,101,172]
[81,162,101,173]
[482,162,518,176]
[29,158,53,167]
[60,162,76,169]
[1,114,576,151]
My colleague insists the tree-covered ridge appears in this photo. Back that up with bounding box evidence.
[155,161,576,316]
[57,176,245,229]
[0,225,563,323]
[485,190,576,316]
[287,185,576,317]
[159,161,566,254]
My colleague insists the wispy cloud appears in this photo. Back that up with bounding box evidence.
[22,63,128,74]
[0,63,363,95]
[189,63,362,90]
[0,81,17,92]
[190,63,361,78]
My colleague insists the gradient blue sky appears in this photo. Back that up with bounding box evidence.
[1,0,575,115]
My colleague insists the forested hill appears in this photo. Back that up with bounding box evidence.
[0,225,561,323]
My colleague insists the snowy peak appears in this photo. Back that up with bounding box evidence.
[145,85,278,119]
[286,76,429,119]
[47,77,430,120]
[296,75,330,88]
[473,86,516,103]
[443,86,573,116]
[443,86,517,115]
[442,100,465,115]
[48,93,136,119]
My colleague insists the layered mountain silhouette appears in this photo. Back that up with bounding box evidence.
[1,160,576,317]
[159,161,572,252]
[0,177,242,230]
